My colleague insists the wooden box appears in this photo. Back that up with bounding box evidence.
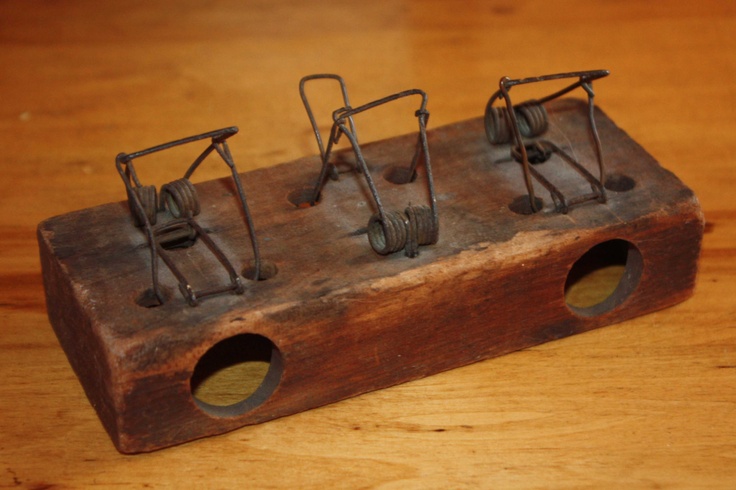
[38,99,703,453]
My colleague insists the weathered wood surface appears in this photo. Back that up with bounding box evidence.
[38,100,702,452]
[2,0,735,486]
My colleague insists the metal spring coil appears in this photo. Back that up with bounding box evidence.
[515,100,548,139]
[485,100,548,144]
[368,211,408,255]
[129,185,158,227]
[485,105,513,145]
[404,205,437,258]
[161,178,201,218]
[368,205,438,257]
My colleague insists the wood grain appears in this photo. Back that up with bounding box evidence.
[1,0,735,486]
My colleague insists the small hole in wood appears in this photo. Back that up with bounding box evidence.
[242,259,278,281]
[191,334,282,417]
[287,187,320,208]
[383,165,416,185]
[135,288,164,308]
[565,239,643,316]
[604,173,636,192]
[511,142,552,165]
[509,195,544,215]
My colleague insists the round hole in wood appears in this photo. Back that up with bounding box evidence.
[565,239,643,317]
[509,195,544,215]
[135,288,164,308]
[287,187,320,208]
[242,259,278,281]
[383,165,416,185]
[604,173,636,192]
[191,334,282,417]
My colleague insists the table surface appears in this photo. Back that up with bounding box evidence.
[1,1,734,488]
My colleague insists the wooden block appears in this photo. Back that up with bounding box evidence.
[38,99,703,453]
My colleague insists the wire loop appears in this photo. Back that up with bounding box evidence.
[299,74,440,257]
[128,185,158,227]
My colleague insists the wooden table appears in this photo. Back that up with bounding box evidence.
[1,1,734,487]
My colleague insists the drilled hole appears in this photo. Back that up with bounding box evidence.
[191,334,282,417]
[135,288,164,308]
[565,239,643,316]
[157,222,198,250]
[288,187,320,208]
[159,233,198,251]
[511,142,552,165]
[604,173,636,192]
[383,165,416,185]
[509,195,544,215]
[242,259,278,281]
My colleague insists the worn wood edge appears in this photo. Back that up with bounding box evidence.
[37,225,123,448]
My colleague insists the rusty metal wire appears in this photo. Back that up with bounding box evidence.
[299,74,439,257]
[161,178,200,219]
[115,126,260,306]
[484,69,610,214]
[128,184,158,226]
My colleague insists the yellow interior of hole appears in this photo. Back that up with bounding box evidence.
[192,361,270,406]
[565,264,626,309]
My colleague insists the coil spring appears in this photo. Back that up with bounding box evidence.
[485,106,512,145]
[485,100,548,145]
[129,185,158,227]
[368,211,407,255]
[161,178,201,218]
[368,205,438,257]
[404,205,438,258]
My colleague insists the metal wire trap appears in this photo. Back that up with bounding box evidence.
[298,74,439,258]
[115,127,261,307]
[485,69,610,214]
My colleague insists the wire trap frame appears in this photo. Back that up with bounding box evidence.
[299,74,439,258]
[115,127,261,306]
[485,69,610,214]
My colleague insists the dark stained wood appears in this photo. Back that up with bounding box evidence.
[38,99,703,453]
